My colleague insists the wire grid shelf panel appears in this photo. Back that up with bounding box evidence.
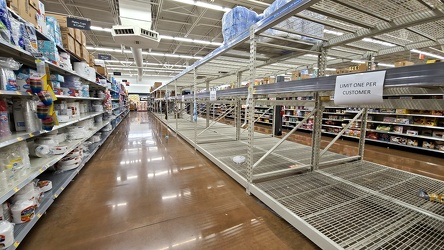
[313,1,382,26]
[297,10,360,32]
[330,46,369,56]
[304,195,435,249]
[383,29,431,43]
[380,175,444,216]
[201,141,249,158]
[321,161,387,179]
[253,155,306,175]
[345,168,417,191]
[336,0,430,20]
[370,215,444,250]
[280,182,369,218]
[411,20,444,41]
[255,172,340,199]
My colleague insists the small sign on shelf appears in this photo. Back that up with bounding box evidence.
[334,71,386,105]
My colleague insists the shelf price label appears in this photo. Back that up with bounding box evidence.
[210,90,217,101]
[14,187,19,192]
[334,71,386,105]
[14,241,20,248]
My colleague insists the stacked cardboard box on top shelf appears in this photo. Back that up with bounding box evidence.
[336,64,368,75]
[8,0,41,29]
[291,69,317,81]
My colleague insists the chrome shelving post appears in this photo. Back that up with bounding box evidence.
[165,84,169,121]
[175,81,178,133]
[206,81,210,128]
[194,68,198,150]
[311,47,327,171]
[235,71,242,140]
[246,26,257,194]
[357,53,375,159]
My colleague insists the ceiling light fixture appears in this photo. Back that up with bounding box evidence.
[87,47,203,59]
[159,35,223,46]
[362,38,396,47]
[171,0,231,12]
[95,59,188,68]
[378,63,395,68]
[411,49,444,60]
[90,26,112,32]
[247,0,270,6]
[324,29,344,36]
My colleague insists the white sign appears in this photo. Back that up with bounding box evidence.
[181,95,185,102]
[334,71,386,105]
[210,90,217,101]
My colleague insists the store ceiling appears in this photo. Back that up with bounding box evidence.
[41,0,444,81]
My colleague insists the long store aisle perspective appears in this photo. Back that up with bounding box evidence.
[17,112,320,250]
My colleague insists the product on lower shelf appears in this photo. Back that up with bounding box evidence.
[0,220,14,249]
[418,189,444,203]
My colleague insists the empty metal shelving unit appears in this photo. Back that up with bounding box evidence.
[150,0,444,249]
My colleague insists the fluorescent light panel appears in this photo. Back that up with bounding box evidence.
[87,47,203,59]
[411,49,444,60]
[159,35,222,46]
[171,0,231,12]
[95,59,188,68]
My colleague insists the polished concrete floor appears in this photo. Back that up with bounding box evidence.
[20,112,317,250]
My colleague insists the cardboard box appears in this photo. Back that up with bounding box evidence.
[11,0,38,27]
[48,14,68,27]
[75,29,82,42]
[89,54,95,67]
[81,46,89,62]
[62,34,75,53]
[81,32,86,46]
[94,66,107,76]
[61,27,75,37]
[395,61,414,67]
[75,41,81,58]
[154,82,162,88]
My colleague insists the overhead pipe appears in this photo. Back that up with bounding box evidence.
[131,47,144,81]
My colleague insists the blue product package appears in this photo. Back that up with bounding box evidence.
[0,0,11,43]
[24,22,38,53]
[38,40,58,62]
[46,16,63,47]
[222,6,259,43]
[10,18,25,49]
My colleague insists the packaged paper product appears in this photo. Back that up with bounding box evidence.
[0,98,11,138]
[0,203,11,222]
[46,16,63,47]
[10,17,25,50]
[0,220,14,248]
[24,22,38,53]
[0,0,11,43]
[37,40,60,64]
[0,57,21,91]
[222,6,259,43]
[11,200,36,224]
[0,141,31,183]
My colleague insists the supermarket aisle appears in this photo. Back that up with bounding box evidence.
[20,112,316,250]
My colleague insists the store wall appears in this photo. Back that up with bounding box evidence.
[112,76,172,94]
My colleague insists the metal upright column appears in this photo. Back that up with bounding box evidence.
[235,72,242,140]
[193,68,198,149]
[206,81,210,128]
[358,54,375,159]
[246,26,257,193]
[310,47,328,171]
[175,81,178,133]
[165,84,169,121]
